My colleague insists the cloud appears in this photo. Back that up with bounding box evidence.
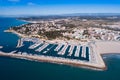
[8,0,20,2]
[28,2,36,6]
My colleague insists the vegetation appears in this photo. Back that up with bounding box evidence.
[43,30,64,39]
[62,24,76,28]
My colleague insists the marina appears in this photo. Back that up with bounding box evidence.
[14,38,92,61]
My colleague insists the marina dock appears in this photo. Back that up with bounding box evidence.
[43,44,56,54]
[54,44,63,51]
[68,45,74,56]
[17,39,23,48]
[81,46,86,58]
[35,43,49,52]
[29,41,43,49]
[74,45,80,57]
[58,44,68,55]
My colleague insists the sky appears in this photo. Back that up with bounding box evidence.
[0,0,120,16]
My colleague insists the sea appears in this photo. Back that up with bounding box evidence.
[0,17,120,80]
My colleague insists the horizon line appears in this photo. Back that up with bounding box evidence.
[1,13,120,17]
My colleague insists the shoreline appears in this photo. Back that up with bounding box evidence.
[4,30,28,38]
[3,29,109,70]
[3,29,120,71]
[4,29,88,45]
[0,51,106,70]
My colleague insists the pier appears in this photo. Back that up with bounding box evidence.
[68,45,74,56]
[29,41,43,49]
[74,45,80,57]
[43,44,56,54]
[81,46,86,58]
[58,44,68,55]
[54,44,63,51]
[35,43,49,52]
[16,39,23,48]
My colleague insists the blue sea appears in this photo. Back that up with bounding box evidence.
[0,17,120,80]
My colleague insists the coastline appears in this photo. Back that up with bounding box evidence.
[0,51,106,70]
[3,29,108,70]
[4,30,28,38]
[16,19,38,23]
[4,29,87,45]
[3,28,120,71]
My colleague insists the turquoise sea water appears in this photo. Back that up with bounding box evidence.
[0,55,120,80]
[0,17,120,80]
[0,17,27,51]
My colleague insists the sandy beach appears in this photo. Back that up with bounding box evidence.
[95,41,120,54]
[4,30,27,38]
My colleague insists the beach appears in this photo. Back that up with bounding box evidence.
[4,30,28,38]
[95,41,120,54]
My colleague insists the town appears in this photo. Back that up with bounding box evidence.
[9,16,120,42]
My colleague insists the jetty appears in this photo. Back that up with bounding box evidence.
[0,50,106,70]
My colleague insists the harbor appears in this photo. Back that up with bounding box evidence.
[0,37,107,70]
[0,15,120,80]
